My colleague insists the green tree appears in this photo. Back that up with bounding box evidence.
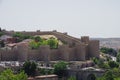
[47,38,58,49]
[108,61,119,68]
[54,61,68,78]
[112,68,120,78]
[100,47,117,56]
[29,41,40,49]
[104,70,114,80]
[34,36,43,42]
[23,61,37,76]
[13,32,31,42]
[0,69,27,80]
[116,51,120,63]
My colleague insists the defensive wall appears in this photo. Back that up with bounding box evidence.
[0,31,99,61]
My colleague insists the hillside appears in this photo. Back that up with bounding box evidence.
[92,38,120,50]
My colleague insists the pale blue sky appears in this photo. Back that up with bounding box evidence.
[0,0,120,38]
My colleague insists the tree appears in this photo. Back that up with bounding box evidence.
[54,61,68,78]
[116,51,120,63]
[47,38,58,49]
[23,61,37,76]
[29,41,40,49]
[34,36,43,42]
[0,69,27,80]
[100,47,117,56]
[112,68,120,78]
[104,70,114,80]
[108,61,119,68]
[13,32,31,42]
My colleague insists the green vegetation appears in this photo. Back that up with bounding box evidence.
[34,36,43,42]
[100,47,117,56]
[29,41,40,49]
[47,37,58,49]
[53,61,68,78]
[68,76,76,80]
[92,57,109,69]
[92,57,119,69]
[104,70,114,80]
[93,55,120,80]
[116,51,120,63]
[108,61,119,68]
[38,68,54,75]
[29,36,58,49]
[0,32,4,37]
[0,69,27,80]
[13,32,32,42]
[22,61,37,76]
[97,69,120,80]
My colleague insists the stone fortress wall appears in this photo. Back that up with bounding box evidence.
[0,30,99,61]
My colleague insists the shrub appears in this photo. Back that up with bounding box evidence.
[108,61,119,68]
[13,32,31,42]
[47,38,58,49]
[23,61,37,76]
[54,61,68,78]
[0,69,27,80]
[68,76,76,80]
[104,70,114,80]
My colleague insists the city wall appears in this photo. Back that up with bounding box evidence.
[0,31,99,61]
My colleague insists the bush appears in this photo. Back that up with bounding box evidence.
[116,52,120,63]
[54,61,68,78]
[29,41,40,49]
[104,70,114,80]
[112,68,120,78]
[47,38,58,49]
[68,76,76,80]
[29,37,58,49]
[34,36,43,42]
[23,61,37,76]
[0,69,27,80]
[13,32,32,42]
[108,61,119,68]
[38,68,54,75]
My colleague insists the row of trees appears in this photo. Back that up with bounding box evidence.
[100,47,117,56]
[0,61,68,80]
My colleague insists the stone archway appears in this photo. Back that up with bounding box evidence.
[87,74,96,80]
